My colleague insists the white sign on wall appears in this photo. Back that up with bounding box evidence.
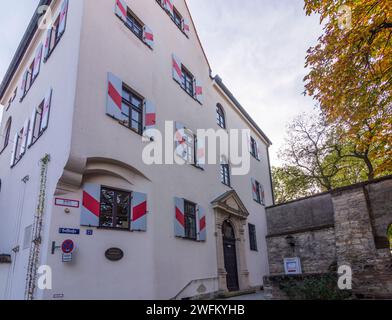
[284,257,302,275]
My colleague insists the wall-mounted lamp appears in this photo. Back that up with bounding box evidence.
[285,235,296,247]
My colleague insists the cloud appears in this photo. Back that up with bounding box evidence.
[0,1,39,122]
[187,0,322,165]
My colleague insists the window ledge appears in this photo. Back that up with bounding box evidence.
[177,84,202,105]
[118,120,143,137]
[175,235,201,243]
[97,226,132,232]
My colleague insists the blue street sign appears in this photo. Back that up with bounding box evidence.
[59,228,80,235]
[86,230,93,236]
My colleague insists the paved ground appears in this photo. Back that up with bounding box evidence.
[225,291,268,300]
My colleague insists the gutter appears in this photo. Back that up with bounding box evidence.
[0,0,52,101]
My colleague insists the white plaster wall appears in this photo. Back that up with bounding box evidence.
[0,0,273,300]
[0,0,84,299]
[48,0,272,299]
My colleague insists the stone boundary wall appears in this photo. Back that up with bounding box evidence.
[265,176,392,299]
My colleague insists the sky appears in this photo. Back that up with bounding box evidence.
[0,0,322,166]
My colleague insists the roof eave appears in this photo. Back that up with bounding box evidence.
[0,0,52,101]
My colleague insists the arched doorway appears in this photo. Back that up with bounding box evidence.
[222,221,239,292]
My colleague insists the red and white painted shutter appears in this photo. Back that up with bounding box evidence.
[131,192,147,231]
[32,43,43,80]
[81,184,101,227]
[175,122,187,160]
[246,132,251,154]
[143,25,154,49]
[182,18,190,37]
[172,54,183,85]
[174,197,185,238]
[44,27,52,61]
[58,0,69,36]
[143,99,156,139]
[194,78,203,104]
[260,184,265,205]
[27,108,36,147]
[196,135,205,169]
[106,72,124,121]
[115,0,127,22]
[40,88,52,132]
[197,204,206,241]
[20,119,30,156]
[164,0,174,16]
[19,70,28,100]
[10,133,18,167]
[251,178,258,202]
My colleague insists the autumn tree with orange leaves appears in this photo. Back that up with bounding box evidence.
[303,0,392,179]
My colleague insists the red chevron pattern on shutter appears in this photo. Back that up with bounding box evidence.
[183,18,190,37]
[108,82,122,110]
[199,216,206,232]
[194,79,203,104]
[174,197,186,237]
[164,0,174,15]
[145,32,153,41]
[133,201,146,221]
[83,191,100,218]
[145,113,156,127]
[116,0,127,17]
[44,28,52,61]
[195,86,202,95]
[197,205,206,241]
[58,0,69,36]
[131,192,148,231]
[176,207,185,227]
[81,184,101,227]
[173,56,182,82]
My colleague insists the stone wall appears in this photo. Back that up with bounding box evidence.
[266,227,336,275]
[265,176,392,299]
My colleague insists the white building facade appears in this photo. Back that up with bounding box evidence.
[0,0,274,300]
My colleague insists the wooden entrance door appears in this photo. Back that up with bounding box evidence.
[222,221,239,292]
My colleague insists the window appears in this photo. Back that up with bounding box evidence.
[122,86,144,135]
[182,67,194,97]
[1,117,12,153]
[248,224,258,251]
[13,129,24,166]
[183,128,195,164]
[216,104,226,129]
[31,102,44,145]
[221,163,231,187]
[250,137,258,159]
[100,187,131,230]
[253,179,264,205]
[255,180,262,204]
[173,8,182,29]
[126,11,143,40]
[46,16,60,59]
[184,200,197,240]
[6,88,17,111]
